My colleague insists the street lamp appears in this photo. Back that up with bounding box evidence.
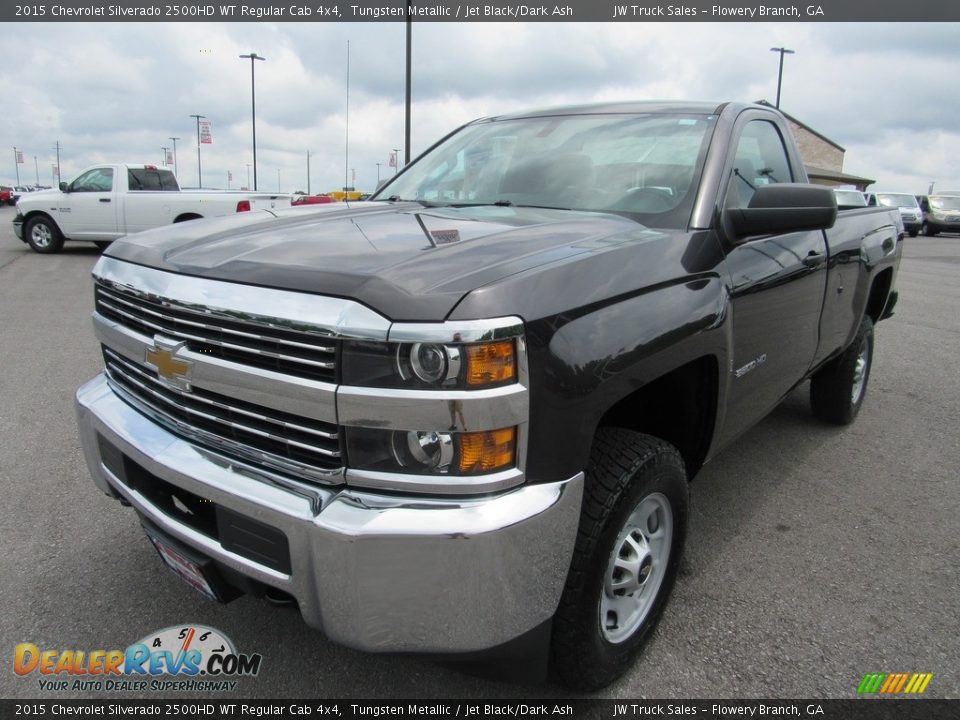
[770,47,795,109]
[189,114,206,187]
[52,141,62,185]
[246,164,251,190]
[277,168,281,192]
[161,146,169,166]
[376,162,382,185]
[169,137,180,177]
[239,52,266,191]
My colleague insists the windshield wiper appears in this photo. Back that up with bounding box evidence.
[380,196,440,207]
[447,200,514,208]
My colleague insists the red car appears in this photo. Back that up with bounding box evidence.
[291,193,335,206]
[0,186,15,206]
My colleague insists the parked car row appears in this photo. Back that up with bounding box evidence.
[831,187,960,238]
[0,184,51,205]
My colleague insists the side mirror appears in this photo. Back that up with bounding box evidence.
[725,183,837,241]
[59,181,69,192]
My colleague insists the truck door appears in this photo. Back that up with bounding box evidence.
[717,116,828,444]
[59,167,119,240]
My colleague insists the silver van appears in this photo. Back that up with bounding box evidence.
[866,192,923,237]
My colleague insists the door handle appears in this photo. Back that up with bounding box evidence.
[802,251,825,268]
[99,198,111,203]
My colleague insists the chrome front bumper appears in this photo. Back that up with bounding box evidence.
[76,373,583,654]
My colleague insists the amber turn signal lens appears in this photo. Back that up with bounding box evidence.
[464,340,516,386]
[458,428,516,474]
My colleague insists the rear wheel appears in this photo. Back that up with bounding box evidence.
[25,216,64,254]
[810,315,874,425]
[908,229,919,238]
[551,428,688,690]
[922,221,937,237]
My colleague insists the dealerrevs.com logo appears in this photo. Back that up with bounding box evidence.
[14,625,263,692]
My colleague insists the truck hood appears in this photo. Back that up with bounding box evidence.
[106,201,651,321]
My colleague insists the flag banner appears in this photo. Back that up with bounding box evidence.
[166,151,173,165]
[388,151,396,168]
[16,151,24,163]
[199,119,213,144]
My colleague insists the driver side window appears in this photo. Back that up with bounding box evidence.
[726,120,793,209]
[71,168,114,193]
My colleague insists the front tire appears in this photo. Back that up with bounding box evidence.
[922,221,937,237]
[810,315,874,425]
[551,428,688,690]
[25,216,64,254]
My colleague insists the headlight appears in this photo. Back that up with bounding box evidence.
[346,427,516,475]
[340,318,525,486]
[342,338,517,390]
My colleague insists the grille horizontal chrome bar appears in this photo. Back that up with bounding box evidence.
[103,347,342,481]
[95,283,338,382]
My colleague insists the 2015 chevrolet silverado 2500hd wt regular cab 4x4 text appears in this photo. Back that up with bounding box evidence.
[75,102,901,689]
[13,164,290,253]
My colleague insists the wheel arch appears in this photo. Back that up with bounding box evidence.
[22,210,65,237]
[596,355,719,479]
[173,213,203,223]
[864,267,894,325]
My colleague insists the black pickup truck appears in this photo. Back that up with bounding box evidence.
[75,101,901,689]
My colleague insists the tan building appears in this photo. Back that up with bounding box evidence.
[757,100,874,191]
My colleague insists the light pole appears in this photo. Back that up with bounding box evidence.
[405,13,412,166]
[52,140,62,185]
[169,136,180,177]
[12,147,20,185]
[770,47,795,109]
[246,164,251,190]
[306,150,311,195]
[392,148,401,175]
[239,52,266,191]
[161,146,169,166]
[34,155,39,185]
[376,162,382,186]
[277,168,281,193]
[189,114,205,187]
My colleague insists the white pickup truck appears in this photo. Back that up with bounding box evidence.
[13,164,290,253]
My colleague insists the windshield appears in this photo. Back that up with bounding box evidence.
[375,113,717,229]
[930,196,960,210]
[877,193,918,209]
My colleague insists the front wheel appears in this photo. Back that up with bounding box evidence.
[810,315,874,425]
[908,229,919,238]
[551,428,688,690]
[922,222,937,237]
[25,216,64,254]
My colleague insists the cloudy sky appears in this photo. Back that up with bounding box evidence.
[1,20,958,194]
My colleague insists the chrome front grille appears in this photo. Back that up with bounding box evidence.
[102,347,342,480]
[95,281,338,383]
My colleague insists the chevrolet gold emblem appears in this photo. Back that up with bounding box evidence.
[145,338,193,390]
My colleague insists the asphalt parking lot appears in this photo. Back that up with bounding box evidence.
[0,203,957,700]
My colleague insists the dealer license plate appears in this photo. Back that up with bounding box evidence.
[148,534,219,602]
